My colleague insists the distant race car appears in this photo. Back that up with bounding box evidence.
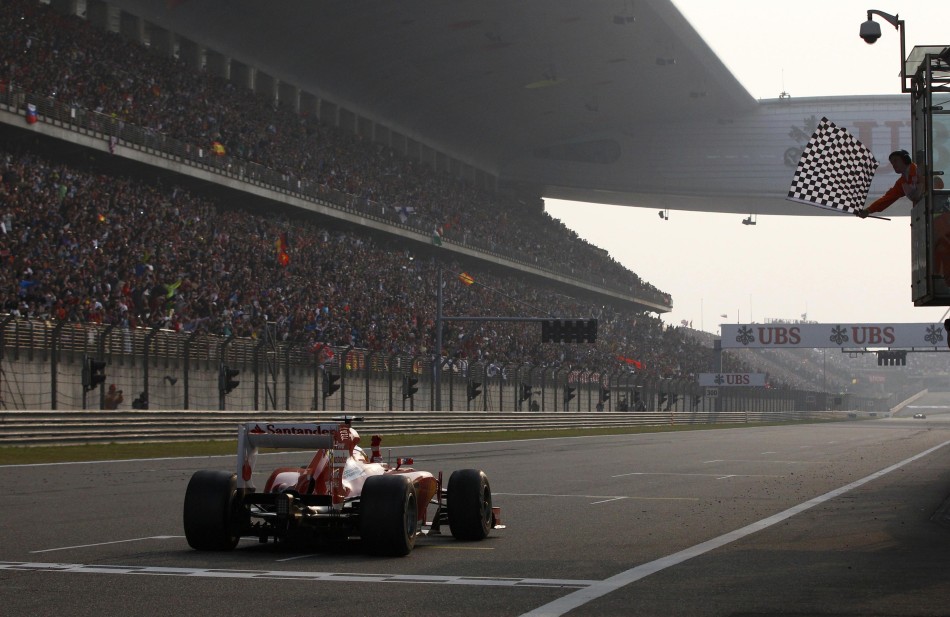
[913,413,926,419]
[183,416,503,556]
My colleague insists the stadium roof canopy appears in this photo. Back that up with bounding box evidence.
[107,0,909,216]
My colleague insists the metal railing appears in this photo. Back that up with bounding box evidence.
[0,408,858,447]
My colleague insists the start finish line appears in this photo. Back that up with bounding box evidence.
[720,323,949,349]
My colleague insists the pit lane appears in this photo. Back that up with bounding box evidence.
[2,403,950,617]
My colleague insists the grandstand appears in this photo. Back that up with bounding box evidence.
[0,0,929,412]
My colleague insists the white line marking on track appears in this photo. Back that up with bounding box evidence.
[493,492,697,501]
[589,497,627,505]
[423,545,495,551]
[275,554,316,563]
[518,439,950,617]
[0,562,593,589]
[702,459,826,465]
[29,536,183,554]
[612,472,781,478]
[760,451,777,455]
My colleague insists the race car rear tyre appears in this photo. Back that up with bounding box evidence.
[447,469,492,541]
[360,474,417,556]
[183,470,241,551]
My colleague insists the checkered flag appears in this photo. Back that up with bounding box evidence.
[786,117,879,214]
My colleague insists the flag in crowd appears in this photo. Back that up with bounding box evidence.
[397,206,415,224]
[311,342,335,364]
[432,226,443,246]
[25,103,37,125]
[212,141,226,156]
[786,117,879,215]
[458,272,474,286]
[275,231,290,267]
[616,355,643,370]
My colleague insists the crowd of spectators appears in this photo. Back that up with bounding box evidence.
[0,0,784,384]
[0,0,669,306]
[0,146,708,378]
[0,145,720,377]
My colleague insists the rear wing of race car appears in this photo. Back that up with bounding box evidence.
[236,422,339,491]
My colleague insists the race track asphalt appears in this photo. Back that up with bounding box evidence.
[2,396,950,617]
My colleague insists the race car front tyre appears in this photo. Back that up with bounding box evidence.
[360,474,418,556]
[183,470,241,551]
[447,469,492,541]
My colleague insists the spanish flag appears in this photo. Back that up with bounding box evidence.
[458,272,474,286]
[212,141,226,156]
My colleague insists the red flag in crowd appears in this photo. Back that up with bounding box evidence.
[616,355,643,370]
[311,342,335,364]
[275,232,290,267]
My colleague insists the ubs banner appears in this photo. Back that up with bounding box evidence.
[720,323,948,349]
[697,373,767,387]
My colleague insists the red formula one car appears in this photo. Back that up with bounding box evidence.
[183,416,503,556]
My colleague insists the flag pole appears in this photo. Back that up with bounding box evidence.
[825,208,891,221]
[834,208,890,221]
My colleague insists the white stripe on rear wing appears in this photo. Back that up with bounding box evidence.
[237,423,336,490]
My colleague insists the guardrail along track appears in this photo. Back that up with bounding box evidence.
[0,410,844,447]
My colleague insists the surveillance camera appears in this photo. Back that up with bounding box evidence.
[859,19,881,44]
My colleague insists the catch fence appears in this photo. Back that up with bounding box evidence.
[0,318,897,414]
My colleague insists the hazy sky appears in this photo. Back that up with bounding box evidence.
[544,1,949,332]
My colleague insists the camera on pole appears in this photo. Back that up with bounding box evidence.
[323,371,340,398]
[218,364,240,395]
[563,385,576,405]
[402,375,419,399]
[467,380,482,401]
[82,355,107,393]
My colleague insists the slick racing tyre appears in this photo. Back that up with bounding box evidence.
[183,470,242,550]
[447,469,492,541]
[360,474,418,556]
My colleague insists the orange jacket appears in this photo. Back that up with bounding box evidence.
[867,163,919,213]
